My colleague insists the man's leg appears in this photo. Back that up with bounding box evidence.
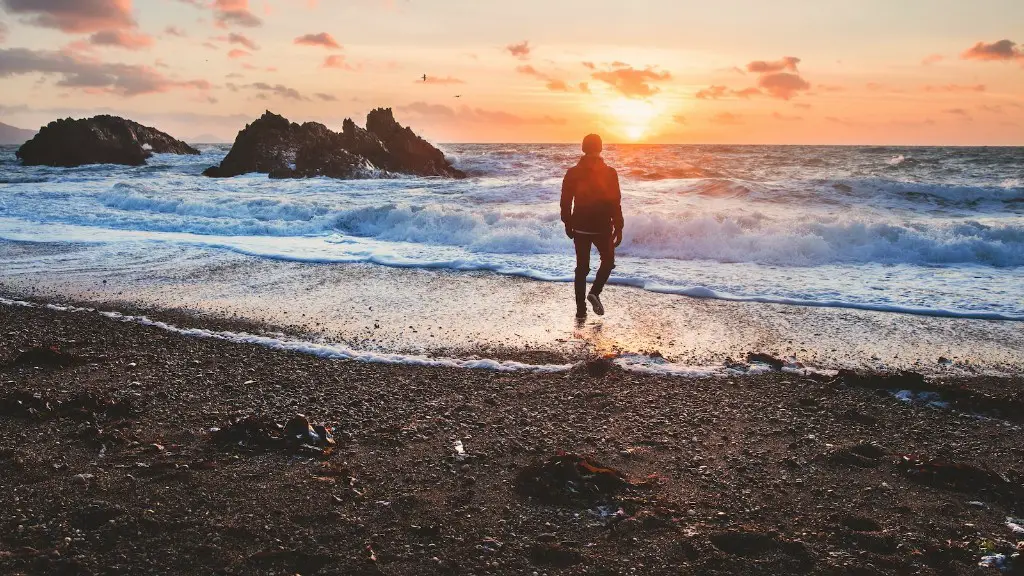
[573,235,592,314]
[591,234,615,295]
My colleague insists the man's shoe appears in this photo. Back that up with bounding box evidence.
[576,307,588,319]
[587,293,604,316]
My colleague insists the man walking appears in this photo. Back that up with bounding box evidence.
[560,134,624,319]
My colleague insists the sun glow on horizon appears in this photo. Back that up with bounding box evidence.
[602,98,663,142]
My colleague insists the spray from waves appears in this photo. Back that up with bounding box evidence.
[18,184,1024,268]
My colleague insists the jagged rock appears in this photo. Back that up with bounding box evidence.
[365,107,465,178]
[203,109,465,179]
[16,115,198,167]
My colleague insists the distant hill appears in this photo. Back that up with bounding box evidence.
[189,133,230,144]
[0,121,37,145]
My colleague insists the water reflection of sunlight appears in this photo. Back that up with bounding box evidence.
[573,320,621,358]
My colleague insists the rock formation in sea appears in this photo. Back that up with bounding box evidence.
[202,109,465,179]
[16,115,199,167]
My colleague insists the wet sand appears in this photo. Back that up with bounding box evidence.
[2,240,1022,376]
[2,299,1023,575]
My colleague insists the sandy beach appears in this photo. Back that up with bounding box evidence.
[2,286,1023,575]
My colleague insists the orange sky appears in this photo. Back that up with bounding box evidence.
[1,0,1022,144]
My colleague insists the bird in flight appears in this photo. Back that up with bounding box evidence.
[454,95,461,98]
[421,74,427,82]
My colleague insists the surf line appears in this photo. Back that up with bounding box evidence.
[0,297,824,378]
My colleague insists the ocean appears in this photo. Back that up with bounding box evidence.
[1,144,1022,321]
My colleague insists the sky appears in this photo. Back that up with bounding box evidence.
[0,0,1022,144]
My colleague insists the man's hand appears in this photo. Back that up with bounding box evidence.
[564,223,574,239]
[613,228,623,247]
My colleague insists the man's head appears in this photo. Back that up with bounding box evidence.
[582,133,602,155]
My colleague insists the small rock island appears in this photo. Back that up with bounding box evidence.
[202,108,465,179]
[16,115,199,167]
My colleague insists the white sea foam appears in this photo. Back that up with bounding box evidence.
[1,297,752,376]
[1,144,1022,320]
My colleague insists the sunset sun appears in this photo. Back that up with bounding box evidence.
[605,98,662,142]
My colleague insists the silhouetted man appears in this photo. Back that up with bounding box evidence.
[560,134,623,319]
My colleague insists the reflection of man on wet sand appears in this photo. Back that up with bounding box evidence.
[560,134,624,319]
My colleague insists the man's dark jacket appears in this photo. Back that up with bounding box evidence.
[560,155,624,236]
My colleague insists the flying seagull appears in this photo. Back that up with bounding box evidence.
[454,95,461,98]
[422,74,427,82]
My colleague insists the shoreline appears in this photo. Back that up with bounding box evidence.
[2,297,1023,575]
[2,240,1022,378]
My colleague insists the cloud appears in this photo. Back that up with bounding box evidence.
[0,21,7,44]
[581,61,595,69]
[746,56,800,74]
[248,81,304,100]
[757,72,810,100]
[923,84,985,93]
[294,32,340,50]
[961,39,1023,62]
[88,29,153,50]
[794,102,812,109]
[0,0,135,33]
[817,84,844,92]
[421,75,464,85]
[921,54,944,66]
[695,85,727,99]
[942,107,970,116]
[710,112,741,125]
[227,48,250,59]
[695,85,761,99]
[213,0,261,28]
[826,116,857,126]
[322,54,354,70]
[315,92,336,101]
[506,40,530,59]
[398,101,565,125]
[771,112,802,122]
[516,64,582,93]
[0,47,209,96]
[672,114,686,124]
[223,32,258,50]
[591,63,671,98]
[164,25,186,37]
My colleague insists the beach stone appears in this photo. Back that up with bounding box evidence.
[16,115,198,167]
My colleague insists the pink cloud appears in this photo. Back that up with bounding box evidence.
[695,85,727,99]
[516,64,582,93]
[581,61,595,69]
[227,48,250,58]
[772,112,803,122]
[746,56,800,74]
[88,29,153,50]
[322,54,354,70]
[710,112,742,125]
[591,64,671,98]
[817,84,845,92]
[223,32,258,50]
[923,84,985,93]
[213,0,261,28]
[921,54,944,66]
[0,46,209,96]
[961,39,1023,61]
[506,40,530,59]
[1,0,135,33]
[164,25,186,37]
[0,21,8,44]
[295,32,340,50]
[398,101,566,126]
[758,72,810,100]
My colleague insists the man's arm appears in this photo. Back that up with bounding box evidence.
[610,168,624,233]
[560,169,574,224]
